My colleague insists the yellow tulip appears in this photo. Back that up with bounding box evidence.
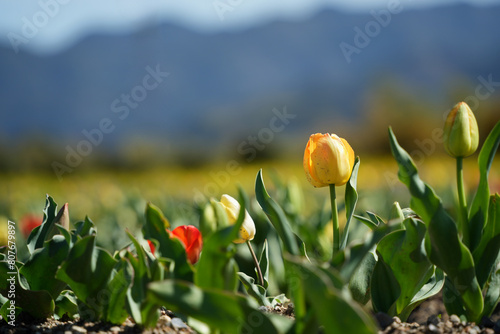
[220,194,256,243]
[443,102,479,158]
[303,133,355,187]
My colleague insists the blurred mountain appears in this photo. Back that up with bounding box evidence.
[1,3,500,162]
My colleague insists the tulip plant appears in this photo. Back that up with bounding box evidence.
[303,133,357,254]
[1,101,499,333]
[384,102,500,323]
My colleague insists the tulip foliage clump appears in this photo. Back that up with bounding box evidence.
[0,101,499,333]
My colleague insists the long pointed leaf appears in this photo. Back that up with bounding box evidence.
[341,157,360,249]
[469,120,500,251]
[27,195,58,254]
[237,272,270,306]
[473,194,500,287]
[255,170,299,255]
[482,257,500,318]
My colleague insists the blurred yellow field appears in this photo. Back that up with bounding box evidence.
[1,154,498,248]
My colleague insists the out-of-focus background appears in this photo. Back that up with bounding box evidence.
[1,0,499,250]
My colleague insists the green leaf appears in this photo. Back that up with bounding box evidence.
[258,239,270,289]
[55,236,118,320]
[372,218,443,320]
[238,272,270,306]
[348,250,376,305]
[473,194,500,287]
[19,234,69,299]
[0,262,55,319]
[124,231,159,327]
[195,190,246,292]
[55,290,78,319]
[388,127,483,321]
[27,195,58,254]
[442,277,466,317]
[72,216,96,239]
[145,203,170,230]
[0,298,21,324]
[339,222,401,281]
[371,254,400,316]
[481,257,500,318]
[401,268,445,321]
[255,169,299,256]
[353,214,379,230]
[366,211,386,226]
[342,157,360,249]
[285,255,378,334]
[469,120,500,251]
[389,202,405,222]
[143,203,171,244]
[104,259,131,324]
[376,218,434,318]
[148,280,292,333]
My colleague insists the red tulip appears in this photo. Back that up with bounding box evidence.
[171,225,203,265]
[20,214,43,239]
[147,225,202,265]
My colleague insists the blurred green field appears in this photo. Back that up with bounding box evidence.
[1,155,499,252]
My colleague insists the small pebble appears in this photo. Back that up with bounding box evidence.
[157,314,172,326]
[71,325,87,333]
[171,317,190,331]
[450,314,461,324]
[427,323,440,333]
[109,326,121,333]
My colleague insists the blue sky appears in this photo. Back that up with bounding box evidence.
[1,0,499,53]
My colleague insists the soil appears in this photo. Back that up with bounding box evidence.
[1,298,499,333]
[376,293,500,334]
[0,309,194,334]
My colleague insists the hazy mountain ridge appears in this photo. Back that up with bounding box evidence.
[1,4,499,151]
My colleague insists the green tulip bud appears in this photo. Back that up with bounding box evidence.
[443,102,479,158]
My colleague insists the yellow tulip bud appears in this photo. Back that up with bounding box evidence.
[443,102,479,158]
[303,133,355,187]
[220,194,256,243]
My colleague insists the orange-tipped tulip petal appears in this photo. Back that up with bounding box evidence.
[303,133,355,187]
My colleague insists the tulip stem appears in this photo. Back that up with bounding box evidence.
[456,157,469,245]
[329,184,340,254]
[246,240,264,287]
